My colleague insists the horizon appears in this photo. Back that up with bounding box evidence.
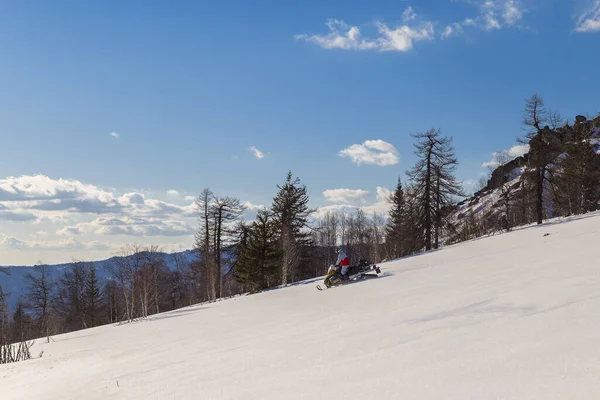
[1,0,599,265]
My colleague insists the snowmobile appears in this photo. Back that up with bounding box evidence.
[316,259,381,290]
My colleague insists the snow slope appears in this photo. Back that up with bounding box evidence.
[4,212,600,399]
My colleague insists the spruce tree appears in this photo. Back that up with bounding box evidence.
[271,171,315,284]
[234,210,279,292]
[85,265,103,328]
[385,177,406,258]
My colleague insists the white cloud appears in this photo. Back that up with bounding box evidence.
[295,12,435,52]
[0,233,114,252]
[575,0,600,32]
[0,175,196,220]
[442,0,526,39]
[184,195,196,201]
[249,146,265,159]
[110,132,119,139]
[57,216,195,237]
[441,23,462,39]
[402,6,417,22]
[502,0,524,25]
[323,189,369,205]
[339,139,399,166]
[481,144,530,168]
[0,208,37,222]
[313,186,392,220]
[462,179,478,189]
[167,189,179,197]
[241,201,265,211]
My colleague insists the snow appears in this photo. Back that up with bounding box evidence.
[4,212,600,399]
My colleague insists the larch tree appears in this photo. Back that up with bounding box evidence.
[406,128,463,250]
[518,93,564,224]
[210,196,245,299]
[553,116,600,215]
[194,188,216,301]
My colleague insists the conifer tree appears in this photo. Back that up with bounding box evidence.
[385,177,406,258]
[271,171,315,284]
[553,117,600,215]
[406,128,464,250]
[518,93,564,224]
[234,210,279,292]
[85,265,103,328]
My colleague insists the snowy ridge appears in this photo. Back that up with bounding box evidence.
[448,117,600,236]
[3,211,600,399]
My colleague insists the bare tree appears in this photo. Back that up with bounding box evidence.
[518,93,564,224]
[110,244,145,322]
[24,262,56,342]
[210,196,245,299]
[407,128,464,250]
[488,150,518,232]
[370,211,386,262]
[194,188,216,301]
[1,287,33,365]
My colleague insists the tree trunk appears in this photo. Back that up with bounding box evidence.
[425,151,432,250]
[537,166,545,224]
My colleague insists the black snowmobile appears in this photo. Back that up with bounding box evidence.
[317,259,381,290]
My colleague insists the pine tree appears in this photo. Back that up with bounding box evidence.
[85,265,103,328]
[11,301,31,343]
[56,261,89,331]
[233,210,279,292]
[385,177,406,258]
[271,171,315,285]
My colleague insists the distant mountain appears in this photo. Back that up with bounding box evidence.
[0,249,202,310]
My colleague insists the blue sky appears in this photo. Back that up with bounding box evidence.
[0,0,599,265]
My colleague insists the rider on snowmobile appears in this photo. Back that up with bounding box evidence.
[335,248,350,281]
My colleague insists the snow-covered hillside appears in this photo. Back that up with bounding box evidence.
[4,212,600,399]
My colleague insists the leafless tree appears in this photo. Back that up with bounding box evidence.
[407,128,464,250]
[488,150,518,232]
[194,188,216,301]
[110,244,145,322]
[518,93,564,224]
[210,196,245,299]
[24,262,56,342]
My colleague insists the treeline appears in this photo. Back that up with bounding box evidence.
[0,248,202,357]
[2,93,599,362]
